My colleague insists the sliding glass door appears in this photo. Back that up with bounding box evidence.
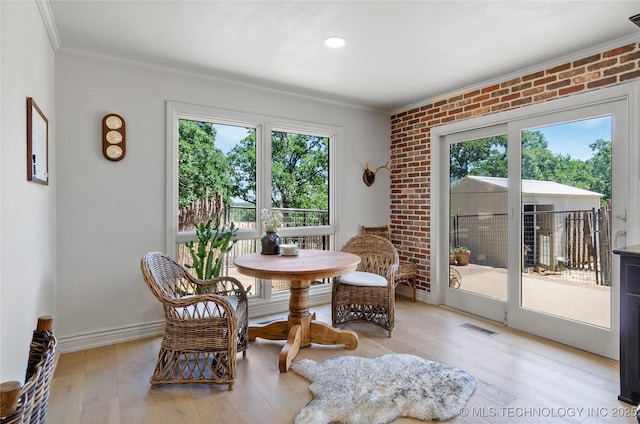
[505,100,626,359]
[437,92,630,359]
[444,124,508,324]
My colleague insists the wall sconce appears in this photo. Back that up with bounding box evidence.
[362,160,391,186]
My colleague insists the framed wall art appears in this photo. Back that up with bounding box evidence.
[27,97,48,185]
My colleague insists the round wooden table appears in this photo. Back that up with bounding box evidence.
[234,249,361,372]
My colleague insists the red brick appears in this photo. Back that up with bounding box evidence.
[473,106,492,116]
[621,51,640,63]
[512,97,532,107]
[603,43,636,58]
[491,88,510,98]
[464,103,481,111]
[534,75,557,86]
[573,72,600,83]
[481,97,500,107]
[464,89,481,98]
[559,67,585,79]
[434,99,447,107]
[621,69,640,82]
[573,54,601,67]
[604,63,635,77]
[501,92,521,102]
[547,63,571,74]
[547,79,571,90]
[523,86,544,97]
[511,82,532,92]
[588,58,617,71]
[473,93,490,103]
[501,77,521,88]
[559,84,584,96]
[523,70,545,81]
[534,91,557,102]
[587,76,617,89]
[482,84,501,94]
[492,103,511,112]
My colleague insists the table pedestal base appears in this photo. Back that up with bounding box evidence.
[248,280,358,372]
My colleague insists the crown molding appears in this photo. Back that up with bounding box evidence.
[36,0,61,51]
[54,46,387,114]
[392,33,640,116]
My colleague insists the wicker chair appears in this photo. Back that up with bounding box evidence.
[361,225,418,302]
[332,234,399,337]
[140,252,248,390]
[1,316,57,424]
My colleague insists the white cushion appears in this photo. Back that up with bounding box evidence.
[339,271,388,287]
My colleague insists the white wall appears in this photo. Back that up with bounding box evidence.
[0,1,57,381]
[55,53,391,352]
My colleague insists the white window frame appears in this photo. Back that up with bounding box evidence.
[166,101,340,314]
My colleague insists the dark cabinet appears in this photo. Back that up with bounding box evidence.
[613,245,640,405]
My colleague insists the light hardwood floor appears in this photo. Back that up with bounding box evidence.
[48,298,637,423]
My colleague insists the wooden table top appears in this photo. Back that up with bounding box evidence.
[233,249,360,281]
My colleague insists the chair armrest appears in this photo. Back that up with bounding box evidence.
[164,293,237,320]
[191,276,247,298]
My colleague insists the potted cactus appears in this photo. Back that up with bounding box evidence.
[185,218,237,280]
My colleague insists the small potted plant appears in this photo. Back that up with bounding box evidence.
[454,246,471,266]
[449,248,457,265]
[260,208,283,255]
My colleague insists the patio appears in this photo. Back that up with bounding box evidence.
[450,263,611,328]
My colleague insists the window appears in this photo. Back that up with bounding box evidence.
[167,102,338,305]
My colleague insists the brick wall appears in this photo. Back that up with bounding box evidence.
[390,42,640,296]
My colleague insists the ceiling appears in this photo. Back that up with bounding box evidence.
[47,1,640,112]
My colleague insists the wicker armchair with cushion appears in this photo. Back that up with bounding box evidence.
[361,225,418,302]
[140,252,248,390]
[332,234,399,337]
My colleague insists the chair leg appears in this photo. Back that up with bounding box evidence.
[410,277,416,302]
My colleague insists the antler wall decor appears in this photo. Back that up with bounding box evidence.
[362,160,391,186]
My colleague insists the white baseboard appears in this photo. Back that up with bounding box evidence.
[58,321,165,353]
[395,284,431,304]
[58,289,428,354]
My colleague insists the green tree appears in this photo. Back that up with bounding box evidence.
[226,131,257,205]
[466,135,507,178]
[450,136,506,179]
[585,139,611,201]
[227,131,329,210]
[450,130,611,202]
[178,120,234,207]
[521,130,558,181]
[271,131,328,209]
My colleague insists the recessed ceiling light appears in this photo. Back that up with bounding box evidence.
[323,36,346,49]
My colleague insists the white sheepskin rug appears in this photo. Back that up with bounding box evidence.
[290,353,476,424]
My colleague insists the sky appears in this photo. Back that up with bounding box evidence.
[213,124,252,154]
[213,116,613,162]
[532,116,612,161]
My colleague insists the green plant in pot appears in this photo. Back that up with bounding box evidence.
[185,218,237,283]
[449,248,457,265]
[454,246,471,266]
